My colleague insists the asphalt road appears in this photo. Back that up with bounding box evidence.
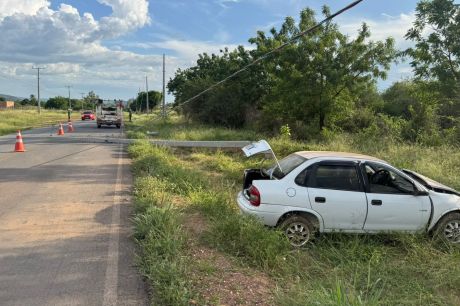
[0,120,148,306]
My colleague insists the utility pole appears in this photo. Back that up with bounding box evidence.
[145,76,149,113]
[80,92,85,111]
[137,87,141,113]
[65,85,72,120]
[32,66,45,114]
[65,85,72,108]
[162,54,166,118]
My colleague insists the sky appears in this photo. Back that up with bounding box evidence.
[0,0,455,102]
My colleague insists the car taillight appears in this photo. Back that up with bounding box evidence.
[248,185,261,206]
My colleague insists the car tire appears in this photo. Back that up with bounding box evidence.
[280,215,314,247]
[97,124,101,128]
[434,212,460,245]
[82,118,85,121]
[116,124,121,129]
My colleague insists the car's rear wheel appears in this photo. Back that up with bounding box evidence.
[280,215,314,247]
[434,212,460,245]
[97,124,101,128]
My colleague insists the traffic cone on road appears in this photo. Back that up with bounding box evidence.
[57,123,65,135]
[14,130,26,152]
[67,120,74,132]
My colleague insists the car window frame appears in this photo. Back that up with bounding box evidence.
[360,161,417,195]
[298,160,364,192]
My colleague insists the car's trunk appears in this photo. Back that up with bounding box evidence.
[242,169,270,190]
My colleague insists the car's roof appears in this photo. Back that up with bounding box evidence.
[294,151,385,162]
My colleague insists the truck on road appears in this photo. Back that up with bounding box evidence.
[96,99,123,128]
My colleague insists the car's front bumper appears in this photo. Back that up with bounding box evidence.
[236,191,279,226]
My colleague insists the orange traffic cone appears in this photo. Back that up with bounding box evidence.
[57,123,65,135]
[67,121,74,132]
[14,130,26,152]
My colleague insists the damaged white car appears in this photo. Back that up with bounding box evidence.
[237,141,460,247]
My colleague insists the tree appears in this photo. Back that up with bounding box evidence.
[405,0,460,91]
[0,97,5,102]
[251,7,395,131]
[381,81,417,118]
[18,95,38,106]
[29,94,38,106]
[405,0,460,118]
[167,6,395,133]
[45,96,68,109]
[168,46,267,127]
[130,90,162,112]
[84,91,99,104]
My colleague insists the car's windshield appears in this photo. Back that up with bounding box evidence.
[83,111,92,114]
[267,154,306,179]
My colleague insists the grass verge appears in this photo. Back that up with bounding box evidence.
[128,112,460,305]
[0,109,80,136]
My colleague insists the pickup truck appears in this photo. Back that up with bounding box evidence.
[237,145,460,247]
[96,100,122,128]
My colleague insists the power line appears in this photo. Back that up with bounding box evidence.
[32,66,45,114]
[177,0,365,108]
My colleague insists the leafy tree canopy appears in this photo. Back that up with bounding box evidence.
[405,0,460,96]
[130,90,162,112]
[168,6,396,131]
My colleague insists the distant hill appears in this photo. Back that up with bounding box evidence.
[0,94,24,101]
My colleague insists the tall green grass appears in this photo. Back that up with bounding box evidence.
[0,109,78,135]
[128,113,460,305]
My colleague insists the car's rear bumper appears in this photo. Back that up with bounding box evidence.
[236,191,279,226]
[97,119,120,125]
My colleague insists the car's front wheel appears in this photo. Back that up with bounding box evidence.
[280,215,314,247]
[435,212,460,245]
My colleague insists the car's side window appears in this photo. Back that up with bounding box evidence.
[308,164,362,192]
[365,163,415,194]
[294,167,310,186]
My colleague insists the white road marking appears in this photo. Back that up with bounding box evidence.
[102,143,123,306]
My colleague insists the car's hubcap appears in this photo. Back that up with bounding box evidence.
[444,220,460,243]
[285,222,310,247]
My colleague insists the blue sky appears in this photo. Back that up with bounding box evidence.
[0,0,452,101]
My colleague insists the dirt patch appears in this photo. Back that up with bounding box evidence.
[183,213,276,306]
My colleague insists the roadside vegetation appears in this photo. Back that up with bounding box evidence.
[0,108,79,136]
[167,0,459,146]
[128,1,459,304]
[128,112,460,306]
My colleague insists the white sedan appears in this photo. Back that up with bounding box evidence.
[237,151,460,247]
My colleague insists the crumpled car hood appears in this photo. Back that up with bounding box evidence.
[402,169,460,196]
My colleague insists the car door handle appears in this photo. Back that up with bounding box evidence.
[315,197,326,203]
[371,199,382,206]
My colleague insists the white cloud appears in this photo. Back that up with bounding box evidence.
[0,0,49,20]
[131,39,251,65]
[0,0,158,99]
[97,0,151,39]
[216,0,241,9]
[339,13,416,49]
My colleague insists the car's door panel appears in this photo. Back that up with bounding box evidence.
[364,194,430,231]
[304,162,367,230]
[308,188,367,230]
[361,162,431,231]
